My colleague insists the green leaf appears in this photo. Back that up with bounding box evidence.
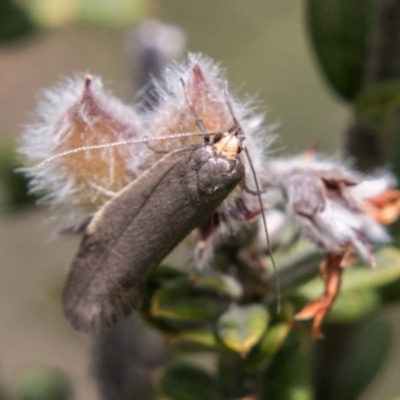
[172,329,220,351]
[141,265,186,314]
[343,247,400,291]
[217,305,269,357]
[150,280,229,322]
[327,290,380,323]
[157,363,221,400]
[245,323,290,370]
[191,271,243,299]
[306,0,375,100]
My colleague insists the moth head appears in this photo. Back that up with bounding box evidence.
[213,130,242,161]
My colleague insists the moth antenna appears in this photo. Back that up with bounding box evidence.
[35,131,219,168]
[180,78,210,142]
[223,82,281,312]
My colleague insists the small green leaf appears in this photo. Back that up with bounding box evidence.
[191,271,243,299]
[246,323,291,370]
[157,364,221,400]
[217,305,269,357]
[150,280,229,322]
[172,329,220,351]
[141,265,186,313]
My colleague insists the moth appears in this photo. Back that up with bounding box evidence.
[22,55,273,332]
[62,125,245,332]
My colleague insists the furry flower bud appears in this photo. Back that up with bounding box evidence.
[20,75,148,230]
[141,54,274,263]
[265,155,400,261]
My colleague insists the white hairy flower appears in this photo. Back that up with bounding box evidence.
[265,154,398,261]
[19,75,147,230]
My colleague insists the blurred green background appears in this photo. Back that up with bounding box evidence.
[1,0,399,399]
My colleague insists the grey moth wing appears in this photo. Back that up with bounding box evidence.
[62,143,244,332]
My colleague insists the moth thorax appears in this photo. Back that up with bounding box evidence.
[214,131,241,160]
